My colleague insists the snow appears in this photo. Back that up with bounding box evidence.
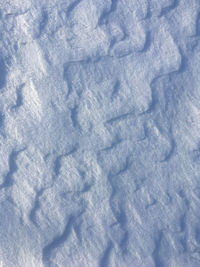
[0,0,200,266]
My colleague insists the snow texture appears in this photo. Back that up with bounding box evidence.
[0,0,200,266]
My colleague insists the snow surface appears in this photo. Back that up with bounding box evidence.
[0,0,200,266]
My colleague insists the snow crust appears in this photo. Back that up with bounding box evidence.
[0,0,200,266]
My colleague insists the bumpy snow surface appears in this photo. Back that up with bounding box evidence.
[0,0,200,266]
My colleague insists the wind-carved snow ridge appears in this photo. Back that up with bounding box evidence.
[0,148,25,189]
[42,215,75,266]
[0,0,200,266]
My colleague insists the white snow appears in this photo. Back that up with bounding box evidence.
[0,0,200,266]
